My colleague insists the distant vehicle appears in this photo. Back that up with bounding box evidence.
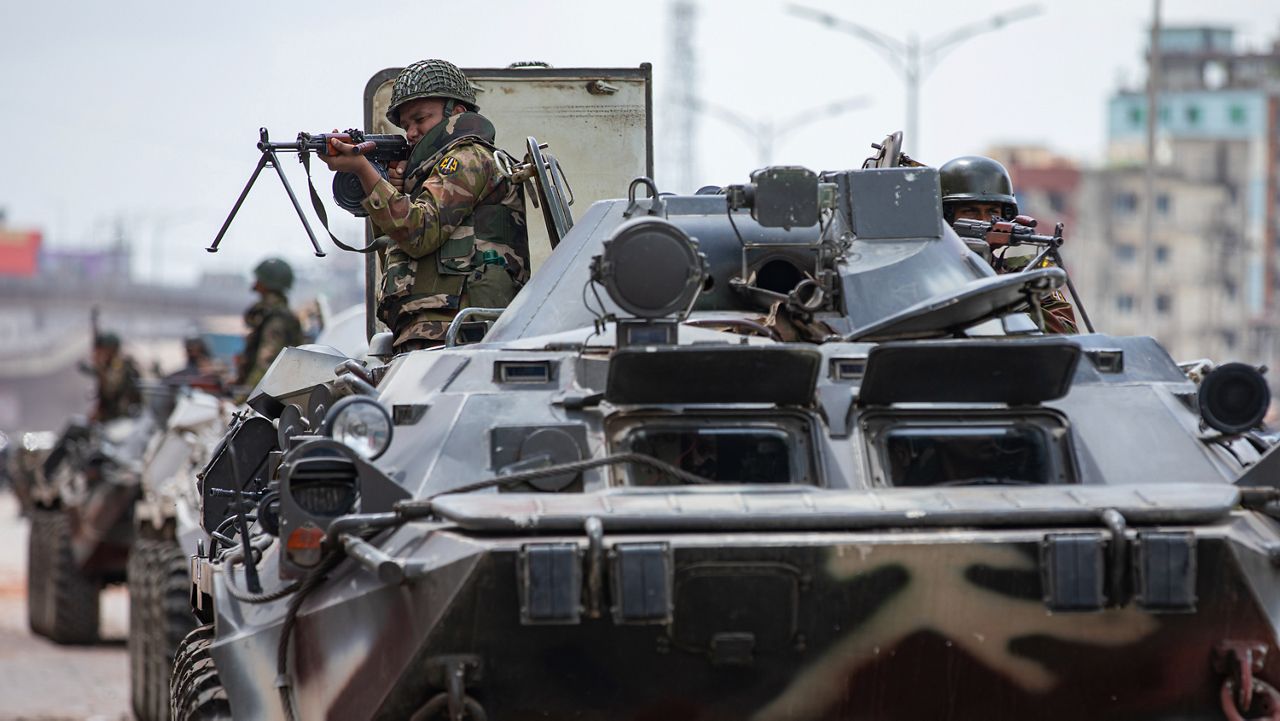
[26,409,155,644]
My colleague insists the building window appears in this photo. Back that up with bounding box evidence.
[1115,244,1137,262]
[1222,330,1238,350]
[1230,105,1247,125]
[1159,105,1172,125]
[1155,245,1170,263]
[1113,192,1138,213]
[1224,279,1238,299]
[1128,105,1144,127]
[1156,294,1173,314]
[1116,295,1135,313]
[1156,194,1171,214]
[1186,105,1202,125]
[1048,191,1066,213]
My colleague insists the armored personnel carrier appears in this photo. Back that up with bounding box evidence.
[128,386,234,721]
[26,409,156,644]
[172,133,1280,720]
[128,309,371,721]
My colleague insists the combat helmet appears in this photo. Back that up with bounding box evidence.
[386,59,479,127]
[253,257,294,293]
[939,156,1018,222]
[93,331,121,351]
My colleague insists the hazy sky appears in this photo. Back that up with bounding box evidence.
[1,0,1276,284]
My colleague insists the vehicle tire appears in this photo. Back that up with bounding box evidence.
[44,511,100,644]
[25,508,53,637]
[171,624,232,721]
[148,539,196,721]
[128,538,159,720]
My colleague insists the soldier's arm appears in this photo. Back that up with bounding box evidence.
[1041,293,1079,335]
[361,145,493,259]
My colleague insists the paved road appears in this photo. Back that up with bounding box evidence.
[0,493,132,721]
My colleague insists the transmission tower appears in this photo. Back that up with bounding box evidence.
[663,0,698,193]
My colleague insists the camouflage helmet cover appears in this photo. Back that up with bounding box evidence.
[387,59,479,127]
[253,257,294,292]
[939,156,1018,219]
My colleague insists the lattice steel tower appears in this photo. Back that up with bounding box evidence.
[663,0,698,193]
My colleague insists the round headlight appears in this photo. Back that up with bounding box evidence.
[323,397,393,460]
[1199,362,1270,434]
[591,217,706,319]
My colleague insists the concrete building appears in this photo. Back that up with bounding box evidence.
[1105,25,1280,368]
[995,26,1280,370]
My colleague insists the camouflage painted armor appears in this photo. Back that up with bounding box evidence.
[363,112,529,350]
[95,353,142,421]
[239,291,304,387]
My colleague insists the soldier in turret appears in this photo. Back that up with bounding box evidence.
[237,258,304,388]
[318,58,529,352]
[91,332,142,421]
[940,156,1078,334]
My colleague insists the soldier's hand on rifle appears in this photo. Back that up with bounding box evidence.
[387,160,406,193]
[318,133,370,174]
[318,130,382,194]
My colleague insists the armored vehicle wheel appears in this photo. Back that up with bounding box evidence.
[25,508,54,637]
[171,624,231,721]
[43,511,100,644]
[128,537,152,717]
[148,539,196,721]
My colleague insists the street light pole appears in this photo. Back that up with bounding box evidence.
[788,4,1041,156]
[1141,0,1162,333]
[689,95,872,167]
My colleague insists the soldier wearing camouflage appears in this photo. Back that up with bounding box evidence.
[91,332,142,421]
[322,59,529,351]
[940,156,1078,335]
[238,258,304,388]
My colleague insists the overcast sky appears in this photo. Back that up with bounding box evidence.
[1,0,1276,284]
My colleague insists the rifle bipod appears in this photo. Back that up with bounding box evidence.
[208,128,327,257]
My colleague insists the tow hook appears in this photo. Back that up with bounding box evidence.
[1215,641,1280,720]
[416,655,487,721]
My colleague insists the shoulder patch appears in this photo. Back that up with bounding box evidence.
[438,156,460,175]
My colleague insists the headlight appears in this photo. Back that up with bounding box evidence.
[323,396,393,460]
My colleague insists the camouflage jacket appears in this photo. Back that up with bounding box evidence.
[96,354,142,421]
[362,112,528,349]
[239,292,303,387]
[999,253,1079,335]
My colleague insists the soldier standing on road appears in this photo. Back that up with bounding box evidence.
[237,258,304,388]
[319,59,529,352]
[940,155,1078,334]
[91,332,142,422]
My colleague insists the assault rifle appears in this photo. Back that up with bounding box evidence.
[208,128,409,257]
[952,214,1062,251]
[951,215,1094,332]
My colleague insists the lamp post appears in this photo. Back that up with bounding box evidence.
[688,95,872,168]
[1141,0,1162,333]
[787,3,1041,156]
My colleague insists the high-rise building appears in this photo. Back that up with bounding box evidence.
[1001,27,1280,370]
[1104,26,1280,368]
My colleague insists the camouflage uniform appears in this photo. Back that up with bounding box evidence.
[364,112,529,350]
[95,353,142,421]
[998,254,1079,335]
[238,291,304,388]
